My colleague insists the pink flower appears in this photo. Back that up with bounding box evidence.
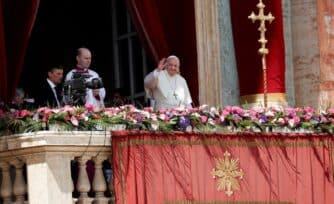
[251,107,265,114]
[65,114,71,121]
[329,118,334,124]
[232,106,244,115]
[304,107,315,114]
[159,109,167,114]
[19,110,31,118]
[144,107,153,112]
[321,117,329,123]
[37,107,52,115]
[158,114,169,121]
[285,107,296,117]
[287,116,300,128]
[201,115,208,123]
[293,116,301,124]
[219,116,225,123]
[104,108,119,116]
[37,107,46,113]
[63,105,75,115]
[70,116,79,126]
[188,107,198,113]
[328,108,334,115]
[222,110,230,117]
[277,118,285,126]
[265,110,275,119]
[221,106,232,116]
[78,113,88,121]
[303,115,312,121]
[85,104,94,112]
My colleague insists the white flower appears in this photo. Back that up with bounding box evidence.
[288,119,295,128]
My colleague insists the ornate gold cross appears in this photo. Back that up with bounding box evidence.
[248,0,275,108]
[211,151,243,196]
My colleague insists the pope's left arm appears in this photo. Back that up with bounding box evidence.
[184,80,193,107]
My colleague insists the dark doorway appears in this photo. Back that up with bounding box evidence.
[20,0,114,101]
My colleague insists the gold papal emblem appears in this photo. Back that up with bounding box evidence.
[211,151,243,196]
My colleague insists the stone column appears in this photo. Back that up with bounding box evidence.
[217,0,240,106]
[11,160,27,204]
[291,0,321,107]
[25,153,73,204]
[92,156,108,204]
[194,0,223,106]
[0,162,12,204]
[282,0,296,106]
[76,156,93,204]
[317,0,334,108]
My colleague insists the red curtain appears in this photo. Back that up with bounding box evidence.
[125,0,199,106]
[230,0,286,97]
[0,0,39,103]
[113,131,334,204]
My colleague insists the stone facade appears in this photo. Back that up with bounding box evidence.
[195,0,334,109]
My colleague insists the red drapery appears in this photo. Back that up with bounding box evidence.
[113,131,334,204]
[0,0,39,103]
[230,0,286,103]
[125,0,199,106]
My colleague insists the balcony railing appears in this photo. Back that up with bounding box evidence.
[0,131,115,204]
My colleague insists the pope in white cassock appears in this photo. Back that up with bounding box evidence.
[144,55,193,110]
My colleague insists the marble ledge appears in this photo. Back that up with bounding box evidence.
[0,131,112,152]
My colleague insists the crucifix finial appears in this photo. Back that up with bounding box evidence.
[248,0,275,108]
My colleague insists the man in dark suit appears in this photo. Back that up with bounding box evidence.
[35,66,64,108]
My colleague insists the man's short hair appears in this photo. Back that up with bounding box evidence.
[48,65,64,73]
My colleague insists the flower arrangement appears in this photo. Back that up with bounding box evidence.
[1,104,334,135]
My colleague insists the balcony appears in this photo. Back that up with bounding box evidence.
[0,131,115,204]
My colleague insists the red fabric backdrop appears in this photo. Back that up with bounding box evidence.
[0,0,39,103]
[113,131,334,204]
[230,0,286,97]
[125,0,199,106]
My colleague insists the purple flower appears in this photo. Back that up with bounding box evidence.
[178,116,190,130]
[258,114,268,124]
[135,113,144,123]
[232,114,242,123]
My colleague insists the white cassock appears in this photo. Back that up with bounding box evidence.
[144,70,192,110]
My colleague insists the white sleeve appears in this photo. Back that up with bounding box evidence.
[183,80,193,106]
[144,70,161,99]
[144,70,159,89]
[65,71,73,81]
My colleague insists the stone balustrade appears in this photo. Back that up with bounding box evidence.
[0,131,115,204]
